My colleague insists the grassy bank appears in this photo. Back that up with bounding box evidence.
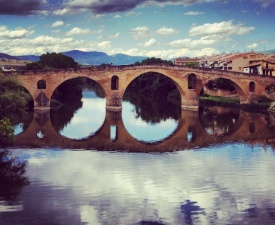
[199,95,272,112]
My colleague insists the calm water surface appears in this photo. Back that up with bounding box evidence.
[1,89,275,225]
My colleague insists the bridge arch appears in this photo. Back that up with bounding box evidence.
[49,76,107,105]
[122,70,185,107]
[200,77,245,102]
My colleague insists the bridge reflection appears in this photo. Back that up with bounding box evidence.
[12,108,275,152]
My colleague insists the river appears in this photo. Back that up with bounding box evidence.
[1,87,275,225]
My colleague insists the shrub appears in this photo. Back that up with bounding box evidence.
[0,117,14,142]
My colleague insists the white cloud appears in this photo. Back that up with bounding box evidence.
[50,20,64,27]
[170,38,216,49]
[117,46,219,59]
[247,43,258,49]
[66,27,91,36]
[155,27,178,36]
[110,32,120,38]
[189,20,255,37]
[114,15,121,19]
[130,26,150,39]
[130,26,178,40]
[184,11,204,15]
[0,26,34,39]
[119,48,147,56]
[97,41,111,49]
[53,8,70,16]
[143,38,157,47]
[0,34,110,56]
[53,0,228,15]
[32,36,74,46]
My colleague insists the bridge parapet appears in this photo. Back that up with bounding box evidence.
[11,64,275,78]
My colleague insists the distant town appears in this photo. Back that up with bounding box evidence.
[174,51,275,76]
[1,51,275,76]
[0,57,28,72]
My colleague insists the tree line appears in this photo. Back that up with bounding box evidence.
[25,52,78,70]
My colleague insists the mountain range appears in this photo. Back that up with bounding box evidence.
[1,50,147,66]
[2,49,275,66]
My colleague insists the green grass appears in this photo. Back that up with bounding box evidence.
[200,95,240,104]
[199,95,272,111]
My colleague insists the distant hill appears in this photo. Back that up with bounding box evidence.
[61,50,146,65]
[110,53,146,65]
[17,55,40,61]
[258,50,275,54]
[1,50,147,65]
[0,53,19,60]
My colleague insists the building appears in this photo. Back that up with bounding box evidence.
[174,52,275,76]
[243,58,275,76]
[0,58,27,72]
[174,57,201,66]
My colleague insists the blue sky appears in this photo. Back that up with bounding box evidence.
[0,0,274,59]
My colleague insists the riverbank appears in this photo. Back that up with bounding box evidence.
[199,95,272,112]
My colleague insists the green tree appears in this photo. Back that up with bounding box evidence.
[140,57,173,66]
[0,75,32,116]
[0,149,29,202]
[25,52,78,70]
[184,62,200,67]
[0,118,14,143]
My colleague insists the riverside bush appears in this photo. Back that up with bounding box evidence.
[0,75,32,115]
[0,117,14,142]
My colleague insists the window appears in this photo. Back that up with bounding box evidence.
[249,82,255,92]
[111,76,119,90]
[188,74,197,89]
[37,80,46,89]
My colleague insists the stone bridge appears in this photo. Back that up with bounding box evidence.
[14,65,275,111]
[11,109,275,152]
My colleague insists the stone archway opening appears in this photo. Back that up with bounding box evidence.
[50,77,106,140]
[123,72,182,121]
[122,72,182,143]
[201,78,241,106]
[199,106,241,137]
[0,75,34,136]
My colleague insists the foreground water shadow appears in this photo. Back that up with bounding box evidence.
[7,106,275,152]
[2,93,275,224]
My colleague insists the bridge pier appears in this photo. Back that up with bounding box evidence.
[33,90,51,111]
[106,92,123,111]
[181,90,199,111]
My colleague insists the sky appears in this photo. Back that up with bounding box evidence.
[0,0,274,59]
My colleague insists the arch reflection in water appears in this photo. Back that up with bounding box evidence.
[122,101,179,143]
[52,90,106,140]
[199,106,240,137]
